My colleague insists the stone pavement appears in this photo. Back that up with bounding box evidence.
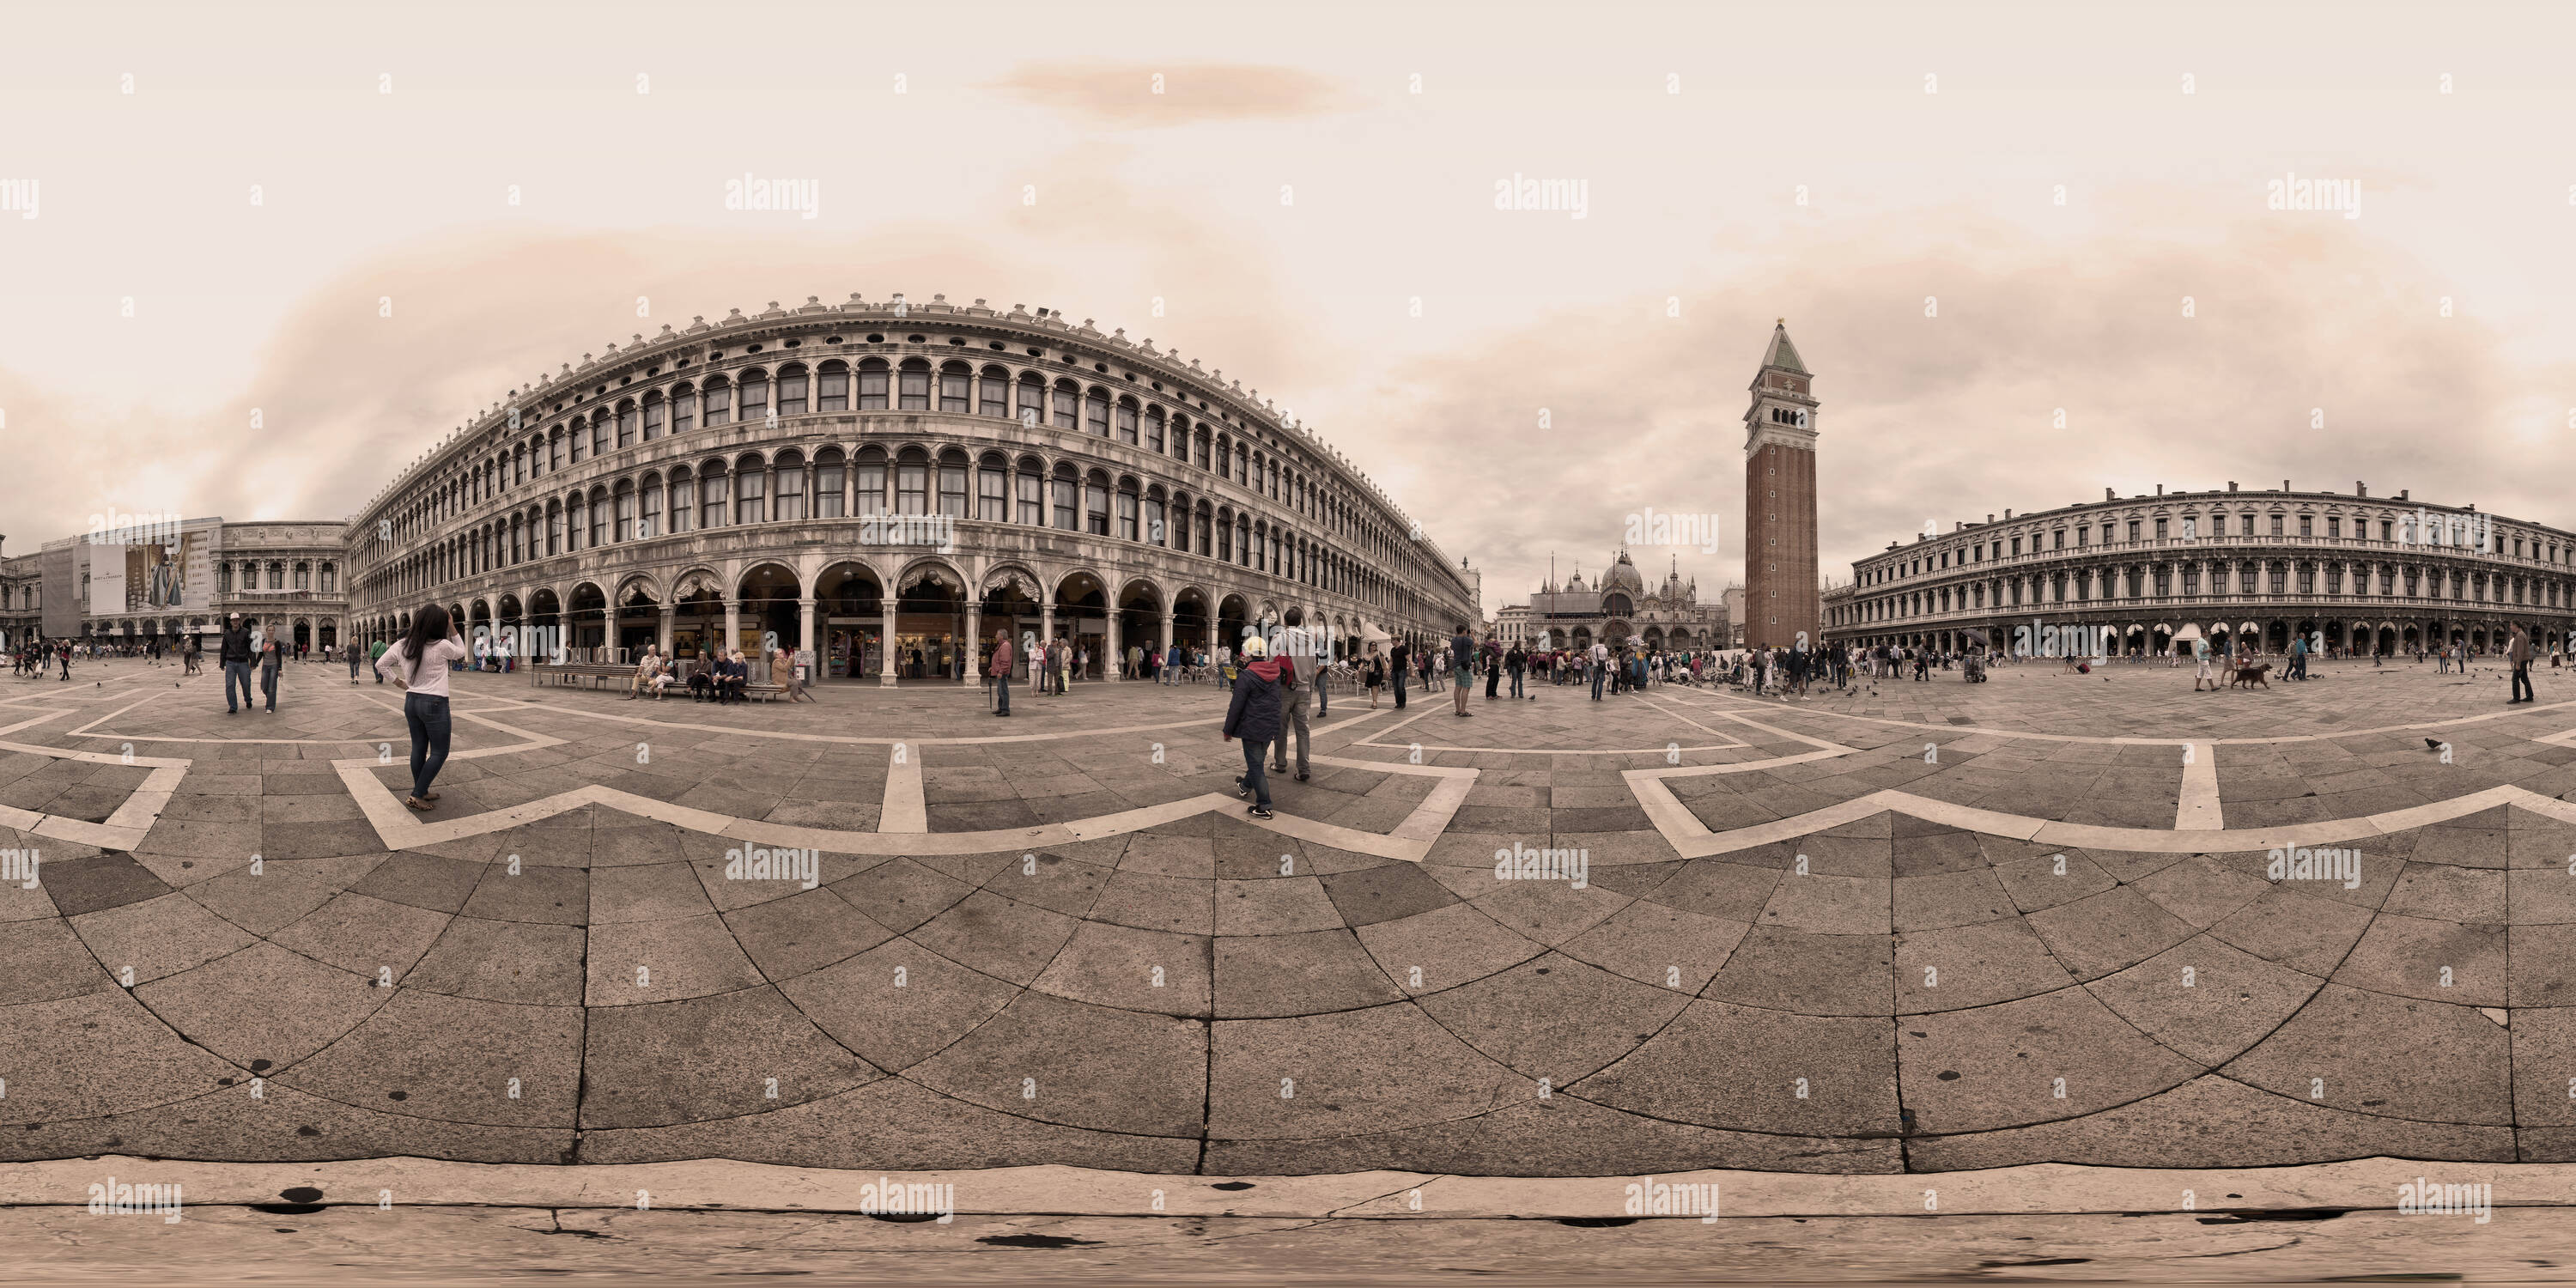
[5,654,2576,1180]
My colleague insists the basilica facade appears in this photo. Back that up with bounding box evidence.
[1493,550,1730,653]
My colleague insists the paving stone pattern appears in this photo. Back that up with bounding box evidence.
[4,655,2574,1176]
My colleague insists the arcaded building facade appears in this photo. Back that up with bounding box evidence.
[341,295,1479,681]
[1823,483,2576,657]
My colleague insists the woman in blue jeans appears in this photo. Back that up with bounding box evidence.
[375,604,470,811]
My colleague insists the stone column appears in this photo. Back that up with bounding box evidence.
[659,605,674,657]
[1160,611,1175,665]
[962,602,980,684]
[1106,611,1122,680]
[722,598,740,659]
[798,598,816,656]
[1041,605,1055,644]
[879,594,898,686]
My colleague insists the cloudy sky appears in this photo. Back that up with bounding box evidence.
[5,0,2573,617]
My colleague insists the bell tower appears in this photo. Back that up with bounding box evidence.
[1742,319,1820,648]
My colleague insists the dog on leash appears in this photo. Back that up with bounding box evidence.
[2231,662,2273,690]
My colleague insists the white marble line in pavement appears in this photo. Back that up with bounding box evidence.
[2177,742,2224,830]
[331,702,1469,861]
[878,743,928,834]
[1632,779,2566,860]
[0,702,191,852]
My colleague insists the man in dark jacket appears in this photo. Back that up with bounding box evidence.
[219,614,256,714]
[1388,640,1409,710]
[1505,643,1528,698]
[1223,635,1291,819]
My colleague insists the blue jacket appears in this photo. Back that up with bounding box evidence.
[1223,657,1293,744]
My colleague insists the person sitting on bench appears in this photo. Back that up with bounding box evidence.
[687,658,716,702]
[718,650,749,704]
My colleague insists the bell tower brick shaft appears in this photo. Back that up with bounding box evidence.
[1742,319,1820,649]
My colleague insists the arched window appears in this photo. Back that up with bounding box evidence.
[980,366,1010,416]
[859,359,890,410]
[1195,500,1213,556]
[1052,380,1079,429]
[320,562,337,593]
[1145,485,1168,546]
[1115,399,1139,444]
[1052,463,1078,530]
[817,360,848,412]
[815,447,846,518]
[937,448,969,518]
[898,360,931,410]
[773,450,806,520]
[590,488,611,547]
[776,364,807,416]
[734,453,768,523]
[1116,477,1140,540]
[616,400,638,448]
[613,481,635,542]
[1216,508,1234,562]
[977,452,1008,521]
[547,501,564,555]
[738,368,771,423]
[1145,407,1165,453]
[294,562,311,591]
[590,411,610,459]
[641,392,665,440]
[699,463,728,529]
[1019,373,1046,425]
[1012,455,1042,524]
[267,562,285,590]
[854,447,888,514]
[939,362,970,412]
[896,447,930,514]
[640,477,663,538]
[1085,389,1110,437]
[670,382,697,433]
[668,467,695,534]
[702,376,732,426]
[1236,514,1252,565]
[1084,470,1111,534]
